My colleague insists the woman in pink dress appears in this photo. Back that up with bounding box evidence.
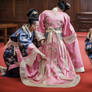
[20,0,80,87]
[57,1,85,73]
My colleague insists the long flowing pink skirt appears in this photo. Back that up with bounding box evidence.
[20,32,80,88]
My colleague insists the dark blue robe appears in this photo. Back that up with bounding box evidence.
[3,26,39,77]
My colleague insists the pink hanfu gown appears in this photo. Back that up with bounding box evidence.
[19,10,82,87]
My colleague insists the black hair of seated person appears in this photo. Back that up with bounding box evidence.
[26,8,39,25]
[57,0,71,12]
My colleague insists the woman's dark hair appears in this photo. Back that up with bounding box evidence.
[57,0,71,12]
[26,8,39,25]
[88,28,92,38]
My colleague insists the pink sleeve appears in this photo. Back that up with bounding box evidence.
[62,14,76,37]
[37,11,46,33]
[35,11,46,41]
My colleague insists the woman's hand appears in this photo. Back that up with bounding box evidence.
[40,39,45,46]
[41,54,47,61]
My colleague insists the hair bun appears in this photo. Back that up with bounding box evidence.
[57,0,71,11]
[26,8,38,17]
[26,8,39,25]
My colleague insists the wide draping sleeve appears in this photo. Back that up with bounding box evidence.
[4,29,22,48]
[62,13,84,71]
[10,28,22,42]
[62,14,77,44]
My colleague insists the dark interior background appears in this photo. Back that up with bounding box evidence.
[0,0,92,32]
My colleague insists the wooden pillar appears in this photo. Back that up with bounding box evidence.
[12,0,15,17]
[4,28,7,44]
[74,0,80,13]
[80,0,87,12]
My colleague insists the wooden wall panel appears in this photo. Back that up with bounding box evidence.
[87,0,92,11]
[0,0,92,32]
[27,0,48,13]
[80,0,87,12]
[15,0,25,19]
[48,0,58,9]
[79,0,92,12]
[77,0,92,31]
[0,0,13,22]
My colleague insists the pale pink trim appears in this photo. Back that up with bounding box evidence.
[63,33,77,44]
